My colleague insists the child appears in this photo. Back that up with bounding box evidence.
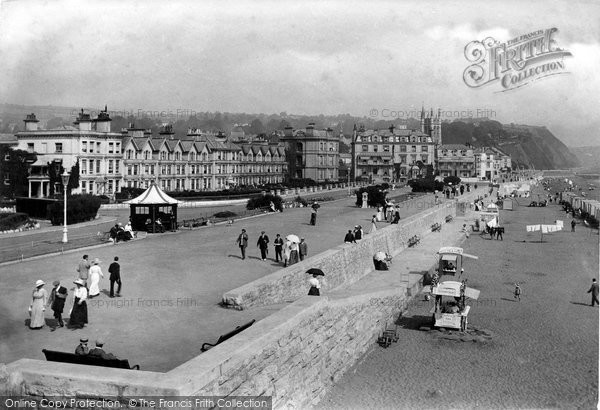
[514,283,521,301]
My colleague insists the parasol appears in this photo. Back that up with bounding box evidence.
[306,268,325,276]
[374,251,387,261]
[286,234,300,243]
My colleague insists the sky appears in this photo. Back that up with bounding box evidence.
[0,0,599,146]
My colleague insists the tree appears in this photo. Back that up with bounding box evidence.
[443,175,462,186]
[68,160,80,192]
[46,161,65,196]
[249,119,265,135]
[0,146,36,198]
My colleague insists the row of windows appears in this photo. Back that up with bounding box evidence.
[357,135,431,143]
[82,141,121,154]
[27,142,62,154]
[361,145,430,153]
[125,149,283,162]
[80,159,121,175]
[125,164,284,176]
[124,175,284,191]
[81,179,120,195]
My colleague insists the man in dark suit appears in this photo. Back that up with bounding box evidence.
[236,229,249,260]
[47,280,68,327]
[274,234,283,262]
[108,256,121,298]
[257,231,270,261]
[588,278,599,306]
[88,339,117,360]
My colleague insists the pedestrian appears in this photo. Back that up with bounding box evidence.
[392,208,400,224]
[460,185,465,195]
[236,229,249,260]
[88,339,118,360]
[283,240,292,267]
[29,280,48,329]
[461,223,470,239]
[344,230,356,244]
[571,219,576,232]
[274,234,283,263]
[76,255,91,288]
[88,258,104,298]
[108,257,122,298]
[289,241,299,265]
[308,274,321,296]
[496,226,504,241]
[353,225,363,241]
[257,231,270,261]
[310,207,317,226]
[69,279,88,329]
[47,280,68,328]
[514,283,521,302]
[369,215,377,234]
[587,278,599,306]
[75,337,89,355]
[299,238,308,261]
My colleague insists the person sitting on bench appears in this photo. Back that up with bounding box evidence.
[75,338,89,355]
[88,339,117,360]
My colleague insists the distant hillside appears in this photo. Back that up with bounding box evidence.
[441,120,580,170]
[569,146,600,170]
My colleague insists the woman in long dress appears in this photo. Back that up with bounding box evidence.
[289,242,299,265]
[283,240,292,267]
[29,280,48,329]
[69,279,88,328]
[88,258,104,298]
[308,274,321,296]
[369,215,377,234]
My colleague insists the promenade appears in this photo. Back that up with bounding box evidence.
[0,188,436,372]
[319,183,599,409]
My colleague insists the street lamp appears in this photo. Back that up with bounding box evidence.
[61,171,70,243]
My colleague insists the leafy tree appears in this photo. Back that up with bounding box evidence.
[68,160,80,192]
[443,175,462,185]
[0,146,36,198]
[249,119,265,135]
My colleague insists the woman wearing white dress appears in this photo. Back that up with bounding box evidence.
[369,215,378,234]
[88,258,104,298]
[29,280,48,329]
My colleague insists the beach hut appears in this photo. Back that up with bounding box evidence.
[437,247,478,276]
[124,183,180,232]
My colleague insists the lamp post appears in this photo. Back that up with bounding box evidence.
[61,171,70,243]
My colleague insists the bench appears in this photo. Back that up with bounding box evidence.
[431,222,442,232]
[42,349,139,370]
[377,325,399,348]
[445,215,453,223]
[408,235,420,247]
[201,319,255,351]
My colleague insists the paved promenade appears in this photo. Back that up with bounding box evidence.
[0,188,448,372]
[320,184,599,409]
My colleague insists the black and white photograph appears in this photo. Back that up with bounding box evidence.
[0,0,598,409]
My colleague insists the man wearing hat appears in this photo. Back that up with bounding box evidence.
[75,338,89,355]
[88,339,117,360]
[299,238,308,261]
[256,231,269,261]
[47,280,68,327]
[236,229,249,260]
[76,254,90,288]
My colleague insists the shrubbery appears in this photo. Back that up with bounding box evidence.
[443,176,462,186]
[355,185,388,207]
[246,194,283,211]
[0,212,29,231]
[294,196,308,206]
[408,178,444,193]
[213,211,237,218]
[47,194,101,225]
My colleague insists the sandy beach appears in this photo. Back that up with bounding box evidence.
[319,182,599,409]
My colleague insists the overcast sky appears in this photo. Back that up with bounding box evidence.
[0,0,598,146]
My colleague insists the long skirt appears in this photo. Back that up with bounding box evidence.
[30,297,46,329]
[69,298,88,328]
[308,286,320,296]
[310,214,317,225]
[289,250,299,265]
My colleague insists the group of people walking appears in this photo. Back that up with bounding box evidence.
[28,254,122,330]
[236,229,308,266]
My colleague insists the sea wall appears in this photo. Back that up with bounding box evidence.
[222,193,475,310]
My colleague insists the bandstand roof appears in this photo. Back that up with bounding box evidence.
[124,183,180,205]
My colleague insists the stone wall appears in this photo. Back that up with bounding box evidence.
[223,194,471,310]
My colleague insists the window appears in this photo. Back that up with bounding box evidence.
[81,181,87,193]
[96,160,100,173]
[144,151,150,160]
[133,165,139,175]
[383,145,390,152]
[82,141,87,153]
[96,142,101,153]
[108,142,114,154]
[400,145,407,153]
[421,146,428,152]
[411,146,417,153]
[89,160,94,174]
[108,160,113,174]
[150,165,155,174]
[127,150,133,159]
[115,142,120,153]
[373,145,378,152]
[89,142,94,154]
[127,166,132,175]
[115,160,120,173]
[362,144,368,152]
[27,143,34,153]
[81,160,87,175]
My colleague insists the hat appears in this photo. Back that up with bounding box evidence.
[95,339,104,347]
[92,258,101,265]
[35,280,45,287]
[301,237,305,240]
[73,279,84,286]
[52,280,60,286]
[261,231,265,234]
[79,338,88,343]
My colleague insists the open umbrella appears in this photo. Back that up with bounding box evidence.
[374,251,387,261]
[286,234,300,243]
[306,268,325,276]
